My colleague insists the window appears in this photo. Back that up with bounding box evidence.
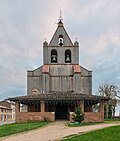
[65,49,71,63]
[58,35,64,46]
[51,49,57,63]
[32,88,39,95]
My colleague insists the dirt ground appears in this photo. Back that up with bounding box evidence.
[1,121,120,141]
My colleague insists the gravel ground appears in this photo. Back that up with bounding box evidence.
[2,121,120,141]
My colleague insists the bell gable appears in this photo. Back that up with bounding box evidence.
[43,20,79,65]
[49,22,73,46]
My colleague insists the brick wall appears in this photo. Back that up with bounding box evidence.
[69,112,103,122]
[84,112,102,122]
[16,112,55,122]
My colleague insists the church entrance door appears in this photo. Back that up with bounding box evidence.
[55,103,68,119]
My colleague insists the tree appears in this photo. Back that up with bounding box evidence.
[97,83,120,118]
[72,107,84,123]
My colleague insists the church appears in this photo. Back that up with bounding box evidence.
[9,17,109,122]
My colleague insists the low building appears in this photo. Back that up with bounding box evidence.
[0,105,12,121]
[8,17,109,123]
[0,100,15,120]
[0,100,25,120]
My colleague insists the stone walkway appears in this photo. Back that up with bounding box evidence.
[2,121,120,141]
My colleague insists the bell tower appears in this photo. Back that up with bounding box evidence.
[27,15,92,95]
[43,16,79,65]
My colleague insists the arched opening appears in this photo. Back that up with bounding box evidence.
[58,35,64,46]
[51,49,57,63]
[65,50,71,63]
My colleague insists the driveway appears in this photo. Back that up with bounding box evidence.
[2,120,120,141]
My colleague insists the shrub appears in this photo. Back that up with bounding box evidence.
[72,107,84,123]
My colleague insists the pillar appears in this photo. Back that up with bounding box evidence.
[79,100,84,112]
[73,73,81,93]
[41,101,45,113]
[15,101,20,122]
[42,74,49,93]
[100,100,104,120]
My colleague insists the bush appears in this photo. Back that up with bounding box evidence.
[72,107,84,123]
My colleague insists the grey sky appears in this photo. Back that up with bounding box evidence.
[0,0,120,108]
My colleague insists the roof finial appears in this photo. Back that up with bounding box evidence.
[58,10,63,23]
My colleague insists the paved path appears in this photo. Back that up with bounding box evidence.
[2,121,120,141]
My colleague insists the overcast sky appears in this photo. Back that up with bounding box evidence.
[0,0,120,106]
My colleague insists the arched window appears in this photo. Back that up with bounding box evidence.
[65,49,71,63]
[51,49,57,63]
[58,35,64,46]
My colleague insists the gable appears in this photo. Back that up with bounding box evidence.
[49,25,73,46]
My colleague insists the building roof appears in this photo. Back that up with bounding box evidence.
[8,92,110,103]
[0,105,12,110]
[0,100,11,108]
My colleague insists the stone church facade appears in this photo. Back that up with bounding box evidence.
[28,20,92,96]
[9,19,109,122]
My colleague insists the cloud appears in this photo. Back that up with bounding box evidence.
[0,0,120,101]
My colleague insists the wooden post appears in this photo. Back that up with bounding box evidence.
[41,101,45,113]
[80,100,84,112]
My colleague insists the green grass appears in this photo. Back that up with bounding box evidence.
[104,118,120,122]
[68,122,102,127]
[68,119,120,127]
[63,125,120,141]
[0,121,49,137]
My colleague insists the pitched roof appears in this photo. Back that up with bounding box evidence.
[0,100,11,108]
[0,105,12,110]
[8,92,110,102]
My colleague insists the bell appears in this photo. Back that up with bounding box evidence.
[52,55,57,62]
[59,38,63,46]
[66,54,70,62]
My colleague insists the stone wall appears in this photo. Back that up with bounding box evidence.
[27,64,92,95]
[16,112,55,123]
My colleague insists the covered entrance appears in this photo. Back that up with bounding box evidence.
[8,92,109,123]
[55,103,68,119]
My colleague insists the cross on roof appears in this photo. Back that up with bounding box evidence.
[58,10,63,23]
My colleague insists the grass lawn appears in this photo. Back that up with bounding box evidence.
[63,125,120,141]
[104,118,120,123]
[68,118,120,127]
[68,122,102,127]
[0,121,49,137]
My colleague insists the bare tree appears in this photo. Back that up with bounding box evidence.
[97,83,120,118]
